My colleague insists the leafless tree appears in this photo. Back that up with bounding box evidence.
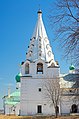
[49,0,79,66]
[44,79,60,118]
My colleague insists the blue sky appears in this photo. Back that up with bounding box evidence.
[0,0,71,109]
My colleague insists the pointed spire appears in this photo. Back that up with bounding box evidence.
[37,10,42,20]
[26,10,57,66]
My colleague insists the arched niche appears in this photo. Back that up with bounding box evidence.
[71,104,77,113]
[25,63,29,74]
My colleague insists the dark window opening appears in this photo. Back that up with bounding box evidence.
[69,90,72,92]
[39,46,41,48]
[71,104,77,113]
[39,88,41,92]
[37,105,42,113]
[39,39,41,41]
[39,53,41,56]
[56,106,59,114]
[25,64,29,74]
[37,63,43,74]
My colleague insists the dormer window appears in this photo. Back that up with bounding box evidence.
[39,36,41,41]
[39,53,41,56]
[48,51,51,57]
[51,63,55,67]
[39,39,41,41]
[37,63,43,74]
[39,45,41,48]
[46,44,50,50]
[25,63,29,74]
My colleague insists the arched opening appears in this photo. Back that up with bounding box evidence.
[51,63,55,67]
[71,104,77,113]
[25,63,29,74]
[56,106,59,114]
[37,63,43,74]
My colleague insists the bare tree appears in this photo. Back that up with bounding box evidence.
[44,79,60,118]
[49,0,79,66]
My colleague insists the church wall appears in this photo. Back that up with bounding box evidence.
[21,78,45,101]
[46,68,59,78]
[60,96,79,115]
[20,78,58,115]
[21,60,59,79]
[5,105,9,115]
[21,60,46,77]
[15,103,20,115]
[5,103,20,115]
[20,100,55,115]
[60,100,71,114]
[20,58,60,116]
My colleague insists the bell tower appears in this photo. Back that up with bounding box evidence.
[20,10,60,116]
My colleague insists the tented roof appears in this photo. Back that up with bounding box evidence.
[26,10,56,66]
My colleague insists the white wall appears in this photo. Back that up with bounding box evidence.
[5,103,20,115]
[20,59,60,115]
[21,59,59,78]
[20,78,60,115]
[60,96,79,115]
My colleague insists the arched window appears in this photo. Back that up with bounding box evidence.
[37,63,43,74]
[71,104,77,113]
[25,63,29,74]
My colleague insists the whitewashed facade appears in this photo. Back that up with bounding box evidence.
[20,10,60,115]
[3,88,20,115]
[60,73,79,115]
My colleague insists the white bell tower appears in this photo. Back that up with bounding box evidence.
[20,10,60,116]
